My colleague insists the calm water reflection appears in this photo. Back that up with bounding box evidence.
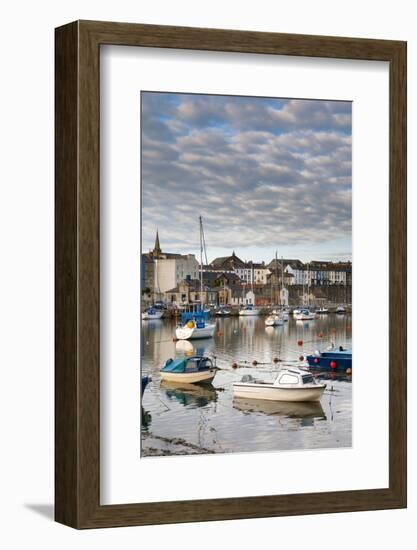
[141,314,352,456]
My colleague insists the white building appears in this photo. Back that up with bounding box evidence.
[145,231,200,296]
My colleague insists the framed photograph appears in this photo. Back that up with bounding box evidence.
[55,20,406,528]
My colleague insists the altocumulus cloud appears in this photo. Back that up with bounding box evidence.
[141,92,352,262]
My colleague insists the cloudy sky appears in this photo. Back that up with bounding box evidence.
[141,92,352,264]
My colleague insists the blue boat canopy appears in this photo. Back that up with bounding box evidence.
[161,356,213,373]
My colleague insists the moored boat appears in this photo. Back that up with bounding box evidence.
[316,307,329,315]
[265,314,284,327]
[294,308,316,321]
[175,310,216,340]
[306,346,352,371]
[233,367,326,402]
[216,307,230,316]
[142,307,164,320]
[141,375,152,397]
[160,356,217,384]
[239,304,260,316]
[336,306,346,314]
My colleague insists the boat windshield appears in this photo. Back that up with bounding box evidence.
[302,374,315,384]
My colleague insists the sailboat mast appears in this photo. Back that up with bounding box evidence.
[199,216,203,301]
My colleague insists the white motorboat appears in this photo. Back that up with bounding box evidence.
[265,314,284,327]
[292,306,302,315]
[316,307,329,315]
[233,367,326,402]
[142,307,164,320]
[336,306,346,314]
[215,307,230,316]
[294,308,316,321]
[239,304,260,316]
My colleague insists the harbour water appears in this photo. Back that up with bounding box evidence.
[141,314,352,457]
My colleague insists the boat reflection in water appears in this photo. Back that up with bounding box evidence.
[233,397,326,424]
[160,380,218,409]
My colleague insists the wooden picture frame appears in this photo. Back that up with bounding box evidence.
[55,20,407,528]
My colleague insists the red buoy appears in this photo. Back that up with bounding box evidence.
[273,357,279,363]
[252,360,258,366]
[299,355,304,361]
[314,357,319,364]
[232,362,238,369]
[330,360,337,369]
[317,332,323,338]
[297,339,303,347]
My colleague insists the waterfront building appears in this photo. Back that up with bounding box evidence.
[268,259,304,286]
[164,277,216,307]
[142,231,200,299]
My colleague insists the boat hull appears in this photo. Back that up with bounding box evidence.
[306,353,352,371]
[142,311,164,320]
[175,323,216,340]
[160,369,216,384]
[233,383,325,402]
[294,313,316,320]
[239,309,260,316]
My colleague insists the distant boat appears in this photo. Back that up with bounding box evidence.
[233,367,326,402]
[141,375,152,397]
[216,307,230,316]
[142,307,164,320]
[272,309,289,321]
[294,309,316,321]
[239,304,260,316]
[336,306,346,314]
[265,314,284,327]
[292,306,302,315]
[316,307,329,315]
[306,347,352,371]
[160,356,217,384]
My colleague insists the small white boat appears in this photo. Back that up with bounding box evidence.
[239,304,260,316]
[316,307,329,315]
[272,309,289,321]
[294,309,316,321]
[175,319,216,340]
[160,356,217,384]
[336,306,346,314]
[142,307,164,320]
[233,367,326,402]
[265,314,284,327]
[292,306,302,315]
[215,307,230,316]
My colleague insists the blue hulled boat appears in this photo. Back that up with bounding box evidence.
[141,375,152,397]
[306,347,352,371]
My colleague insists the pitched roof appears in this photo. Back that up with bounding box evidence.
[210,251,246,269]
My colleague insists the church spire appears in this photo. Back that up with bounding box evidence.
[153,229,162,256]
